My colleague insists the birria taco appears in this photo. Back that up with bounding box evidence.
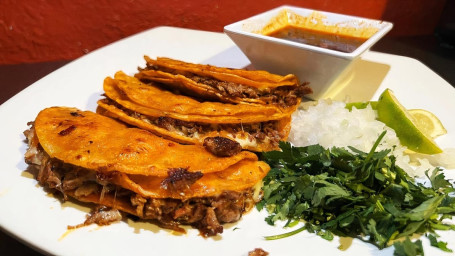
[134,56,312,109]
[97,71,294,152]
[24,107,269,236]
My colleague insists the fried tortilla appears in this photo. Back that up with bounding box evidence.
[24,107,270,236]
[97,71,292,152]
[135,56,312,109]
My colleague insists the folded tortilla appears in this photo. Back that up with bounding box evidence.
[97,71,292,152]
[25,107,269,235]
[134,56,312,109]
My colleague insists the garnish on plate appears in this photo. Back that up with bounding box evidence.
[258,134,455,253]
[346,89,448,154]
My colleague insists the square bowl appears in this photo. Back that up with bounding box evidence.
[224,5,393,99]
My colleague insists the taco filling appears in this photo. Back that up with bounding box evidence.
[98,97,284,151]
[24,107,269,236]
[135,56,312,108]
[97,72,292,152]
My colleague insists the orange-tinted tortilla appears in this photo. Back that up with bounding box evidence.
[142,56,299,90]
[34,107,259,177]
[104,71,295,123]
[97,101,291,152]
[68,159,268,210]
[112,159,269,199]
[135,56,309,108]
[99,72,294,151]
[65,158,268,202]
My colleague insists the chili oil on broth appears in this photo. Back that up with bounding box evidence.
[257,10,378,53]
[264,25,367,53]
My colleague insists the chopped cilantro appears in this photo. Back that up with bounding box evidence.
[259,131,455,253]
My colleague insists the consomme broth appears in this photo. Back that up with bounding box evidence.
[265,25,368,53]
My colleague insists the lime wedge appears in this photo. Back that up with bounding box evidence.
[376,89,443,154]
[408,109,447,139]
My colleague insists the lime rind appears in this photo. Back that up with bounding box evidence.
[376,89,443,155]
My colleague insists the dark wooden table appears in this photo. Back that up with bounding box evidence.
[0,34,454,256]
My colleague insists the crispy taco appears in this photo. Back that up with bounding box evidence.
[24,107,269,236]
[134,56,312,109]
[97,71,293,152]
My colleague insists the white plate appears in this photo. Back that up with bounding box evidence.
[0,26,454,256]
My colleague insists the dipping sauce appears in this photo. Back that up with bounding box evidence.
[256,10,378,53]
[265,25,367,53]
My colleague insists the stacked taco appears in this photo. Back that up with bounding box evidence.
[24,57,310,236]
[98,57,312,153]
[24,107,269,236]
[135,56,312,108]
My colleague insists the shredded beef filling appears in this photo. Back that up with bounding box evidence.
[24,126,257,236]
[160,168,203,191]
[100,98,282,148]
[248,248,270,256]
[203,136,242,157]
[69,206,123,229]
[140,65,311,108]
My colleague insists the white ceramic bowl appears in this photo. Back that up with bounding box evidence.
[224,5,393,99]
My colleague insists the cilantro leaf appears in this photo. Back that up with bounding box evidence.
[393,237,424,256]
[259,133,455,253]
[428,233,453,252]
